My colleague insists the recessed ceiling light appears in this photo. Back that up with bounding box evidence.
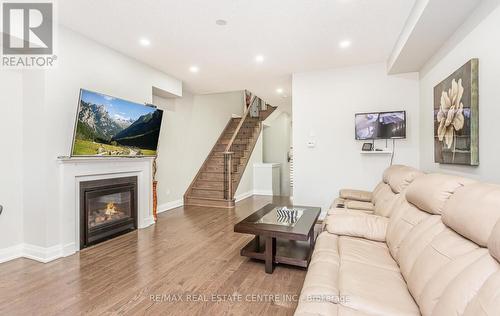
[189,66,199,73]
[339,40,351,48]
[255,55,264,63]
[139,38,151,47]
[276,88,283,94]
[216,19,227,26]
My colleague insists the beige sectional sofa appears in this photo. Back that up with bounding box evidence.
[331,165,423,217]
[295,169,500,316]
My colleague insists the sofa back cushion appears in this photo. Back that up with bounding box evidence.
[386,195,429,261]
[488,221,500,262]
[433,219,500,316]
[373,184,398,217]
[462,269,500,316]
[371,181,388,204]
[403,227,483,315]
[390,175,500,316]
[382,164,407,184]
[442,183,500,247]
[433,253,499,316]
[386,166,423,194]
[405,173,475,215]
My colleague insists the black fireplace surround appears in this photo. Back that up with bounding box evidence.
[80,176,138,249]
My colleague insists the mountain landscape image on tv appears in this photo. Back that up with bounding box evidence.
[71,89,163,156]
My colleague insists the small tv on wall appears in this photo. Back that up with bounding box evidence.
[355,111,406,140]
[71,89,163,157]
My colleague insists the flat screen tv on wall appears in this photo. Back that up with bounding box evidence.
[355,111,406,140]
[71,89,163,157]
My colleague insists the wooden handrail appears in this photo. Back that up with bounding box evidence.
[223,96,255,153]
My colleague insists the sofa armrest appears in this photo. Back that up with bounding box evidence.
[339,189,372,202]
[345,200,375,212]
[325,213,388,242]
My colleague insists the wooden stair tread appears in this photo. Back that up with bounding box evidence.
[191,187,224,192]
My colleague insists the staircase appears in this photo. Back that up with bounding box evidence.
[184,96,277,208]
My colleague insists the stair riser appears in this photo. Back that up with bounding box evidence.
[190,189,224,199]
[209,157,242,164]
[205,162,239,171]
[198,173,236,181]
[214,144,248,152]
[193,181,237,190]
[184,197,235,208]
[219,139,251,145]
[226,127,258,135]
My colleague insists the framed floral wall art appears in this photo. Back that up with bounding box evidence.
[434,59,479,165]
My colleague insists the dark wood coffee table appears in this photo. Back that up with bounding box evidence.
[234,204,321,274]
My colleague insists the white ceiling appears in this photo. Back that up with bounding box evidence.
[58,0,416,111]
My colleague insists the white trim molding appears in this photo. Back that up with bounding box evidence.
[158,199,183,213]
[235,190,254,202]
[252,190,274,196]
[0,244,23,264]
[0,243,77,264]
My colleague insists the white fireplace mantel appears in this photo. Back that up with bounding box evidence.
[57,156,155,258]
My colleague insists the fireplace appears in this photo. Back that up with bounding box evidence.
[80,176,138,248]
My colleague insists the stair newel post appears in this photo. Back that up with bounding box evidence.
[223,151,234,200]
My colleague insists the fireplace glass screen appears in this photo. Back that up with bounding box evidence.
[87,191,132,229]
[80,176,137,248]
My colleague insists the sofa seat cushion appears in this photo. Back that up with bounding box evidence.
[339,259,419,316]
[345,201,375,212]
[297,232,340,316]
[294,300,339,316]
[296,232,416,316]
[301,232,340,297]
[339,236,399,272]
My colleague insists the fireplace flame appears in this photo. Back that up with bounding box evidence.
[105,202,118,216]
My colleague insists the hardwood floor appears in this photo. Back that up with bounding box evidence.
[0,196,306,316]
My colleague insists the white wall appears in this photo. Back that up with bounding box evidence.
[0,71,24,255]
[419,4,500,182]
[292,63,420,213]
[155,91,245,208]
[263,112,292,196]
[3,25,182,254]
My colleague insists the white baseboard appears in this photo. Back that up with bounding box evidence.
[23,244,65,263]
[0,244,23,264]
[235,190,254,202]
[252,190,274,196]
[158,199,183,213]
[0,243,76,264]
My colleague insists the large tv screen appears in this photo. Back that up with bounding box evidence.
[355,111,406,140]
[71,89,163,157]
